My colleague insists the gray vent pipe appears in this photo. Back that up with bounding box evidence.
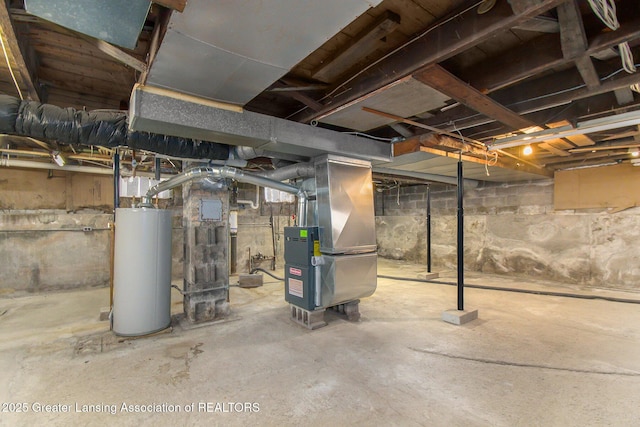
[143,166,308,225]
[257,161,315,182]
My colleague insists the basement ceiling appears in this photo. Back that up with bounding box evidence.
[1,0,639,183]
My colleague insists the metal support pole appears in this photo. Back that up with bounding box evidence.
[230,182,238,275]
[426,184,432,273]
[113,149,120,214]
[154,156,161,181]
[457,156,464,311]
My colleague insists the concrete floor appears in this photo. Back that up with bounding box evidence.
[1,259,639,426]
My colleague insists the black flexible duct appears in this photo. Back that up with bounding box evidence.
[0,94,229,160]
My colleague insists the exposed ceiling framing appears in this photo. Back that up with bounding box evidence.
[0,0,639,183]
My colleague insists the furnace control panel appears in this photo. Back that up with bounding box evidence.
[284,227,320,310]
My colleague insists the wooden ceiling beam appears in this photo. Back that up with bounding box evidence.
[139,7,171,85]
[282,91,324,112]
[538,142,571,157]
[413,64,534,130]
[389,123,414,138]
[292,0,566,123]
[39,74,132,100]
[25,25,146,72]
[459,19,640,94]
[39,56,135,86]
[543,150,630,166]
[424,57,640,133]
[393,134,552,177]
[0,2,40,101]
[557,0,600,89]
[557,0,588,59]
[27,28,147,66]
[153,0,187,13]
[547,120,595,146]
[361,106,488,150]
[311,10,401,83]
[84,38,146,73]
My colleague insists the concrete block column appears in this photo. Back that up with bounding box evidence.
[183,175,231,323]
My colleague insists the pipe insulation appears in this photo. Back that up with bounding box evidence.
[0,94,229,160]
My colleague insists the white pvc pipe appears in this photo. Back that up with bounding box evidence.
[238,184,259,209]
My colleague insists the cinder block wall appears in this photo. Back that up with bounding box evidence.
[375,180,640,291]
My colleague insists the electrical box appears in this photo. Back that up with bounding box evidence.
[200,199,223,221]
[284,227,319,311]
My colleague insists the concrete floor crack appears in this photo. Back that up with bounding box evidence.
[409,347,640,377]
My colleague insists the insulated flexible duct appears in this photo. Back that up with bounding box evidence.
[0,94,229,160]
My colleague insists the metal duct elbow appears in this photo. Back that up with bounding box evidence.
[143,167,221,205]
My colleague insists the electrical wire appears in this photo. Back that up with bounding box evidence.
[587,0,637,93]
[0,31,23,100]
[587,0,618,30]
[343,131,394,142]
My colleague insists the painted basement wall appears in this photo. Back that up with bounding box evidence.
[0,168,183,294]
[0,170,295,294]
[375,180,640,292]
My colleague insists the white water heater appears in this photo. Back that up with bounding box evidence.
[113,208,172,336]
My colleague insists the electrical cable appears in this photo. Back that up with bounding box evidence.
[587,0,637,93]
[377,274,640,305]
[0,32,23,100]
[453,121,489,177]
[343,131,394,142]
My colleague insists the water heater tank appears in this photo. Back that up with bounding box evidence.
[113,208,172,336]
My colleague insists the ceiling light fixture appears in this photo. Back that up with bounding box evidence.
[489,110,640,151]
[523,145,533,156]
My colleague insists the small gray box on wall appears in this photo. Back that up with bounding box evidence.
[200,199,223,221]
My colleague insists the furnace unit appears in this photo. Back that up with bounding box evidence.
[284,155,377,329]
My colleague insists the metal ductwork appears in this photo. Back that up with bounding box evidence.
[233,146,308,163]
[0,94,229,160]
[257,161,315,182]
[146,0,383,106]
[143,165,309,226]
[129,85,392,162]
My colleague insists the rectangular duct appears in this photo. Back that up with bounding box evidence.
[25,0,150,49]
[145,0,384,105]
[315,155,377,254]
[129,85,392,162]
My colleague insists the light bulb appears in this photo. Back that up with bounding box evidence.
[523,145,533,156]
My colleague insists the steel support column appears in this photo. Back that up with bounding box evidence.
[457,158,464,311]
